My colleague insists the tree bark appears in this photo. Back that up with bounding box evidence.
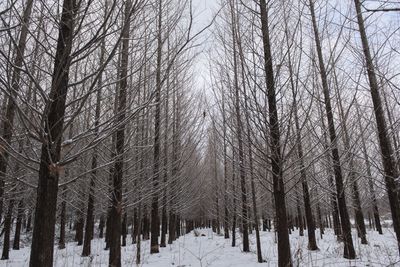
[58,190,67,249]
[75,215,84,245]
[231,147,237,247]
[99,215,105,238]
[259,1,292,265]
[122,211,127,247]
[150,0,164,254]
[222,91,229,239]
[1,199,14,259]
[13,199,24,250]
[108,1,131,265]
[29,1,77,265]
[160,65,170,248]
[229,0,249,252]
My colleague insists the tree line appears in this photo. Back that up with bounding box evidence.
[0,1,399,267]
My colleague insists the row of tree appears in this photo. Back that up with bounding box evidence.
[0,1,399,267]
[0,0,209,266]
[201,0,399,266]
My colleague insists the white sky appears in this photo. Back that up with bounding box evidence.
[191,0,220,95]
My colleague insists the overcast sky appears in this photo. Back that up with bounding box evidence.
[190,0,220,97]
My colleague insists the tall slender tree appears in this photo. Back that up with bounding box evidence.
[353,0,400,254]
[308,0,356,259]
[259,0,292,265]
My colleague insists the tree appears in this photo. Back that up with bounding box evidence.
[353,0,400,254]
[308,0,356,259]
[29,1,78,265]
[259,0,292,265]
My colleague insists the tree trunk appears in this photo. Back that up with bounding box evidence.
[136,202,143,265]
[284,21,317,250]
[160,66,170,248]
[142,209,149,240]
[222,92,229,239]
[82,172,96,255]
[0,0,33,222]
[168,72,181,245]
[99,215,105,238]
[29,1,77,265]
[229,0,249,252]
[13,199,24,250]
[122,211,127,247]
[355,101,382,235]
[82,7,106,254]
[213,131,221,236]
[1,199,14,259]
[109,1,131,265]
[59,190,67,249]
[75,216,84,245]
[168,212,175,244]
[295,186,304,237]
[332,67,367,245]
[317,93,341,239]
[259,1,292,265]
[231,148,237,247]
[308,0,355,259]
[105,211,111,249]
[353,0,400,254]
[150,0,164,254]
[316,201,324,239]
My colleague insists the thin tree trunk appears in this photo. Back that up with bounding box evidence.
[259,1,292,265]
[0,0,33,223]
[332,68,367,245]
[109,1,131,265]
[308,0,355,259]
[13,199,23,250]
[2,141,24,258]
[168,73,181,245]
[75,216,84,245]
[82,5,107,254]
[381,82,400,177]
[160,66,170,248]
[353,0,400,254]
[150,0,164,254]
[222,91,229,239]
[212,130,221,236]
[249,143,262,262]
[99,215,105,238]
[59,190,67,249]
[229,0,249,252]
[136,201,142,265]
[122,211,127,247]
[284,21,318,250]
[316,201,324,239]
[231,147,237,247]
[295,186,304,237]
[355,101,382,234]
[1,199,14,259]
[317,90,341,239]
[238,32,262,260]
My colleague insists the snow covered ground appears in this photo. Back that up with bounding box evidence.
[1,228,399,266]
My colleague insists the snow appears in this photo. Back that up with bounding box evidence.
[1,228,399,266]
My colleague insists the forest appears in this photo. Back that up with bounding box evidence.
[0,0,399,266]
